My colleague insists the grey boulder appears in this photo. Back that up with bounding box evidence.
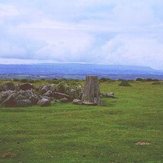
[72,99,82,105]
[37,98,51,107]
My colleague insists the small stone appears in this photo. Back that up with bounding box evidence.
[72,99,82,105]
[60,97,69,103]
[37,98,51,107]
[101,92,115,98]
[82,101,97,106]
[53,92,70,99]
[16,99,32,107]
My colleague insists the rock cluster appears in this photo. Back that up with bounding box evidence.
[0,82,83,107]
[0,90,39,107]
[0,77,114,107]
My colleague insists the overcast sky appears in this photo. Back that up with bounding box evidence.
[0,0,163,69]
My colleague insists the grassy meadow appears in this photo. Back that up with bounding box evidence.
[0,80,163,163]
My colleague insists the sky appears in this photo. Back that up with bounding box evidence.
[0,0,163,69]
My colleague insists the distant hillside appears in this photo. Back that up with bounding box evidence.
[0,63,163,79]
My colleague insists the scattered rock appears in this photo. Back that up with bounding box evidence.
[19,83,34,90]
[43,90,53,97]
[29,94,39,105]
[37,98,51,107]
[60,97,69,103]
[82,101,97,106]
[54,99,61,103]
[53,92,70,99]
[16,90,39,104]
[0,90,39,107]
[40,85,51,94]
[40,84,57,94]
[0,90,15,103]
[72,99,82,105]
[16,99,32,107]
[101,92,115,98]
[1,93,16,107]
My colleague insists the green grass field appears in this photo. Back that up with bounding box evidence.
[0,81,163,163]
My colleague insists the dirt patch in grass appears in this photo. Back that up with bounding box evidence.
[135,141,151,146]
[0,151,16,158]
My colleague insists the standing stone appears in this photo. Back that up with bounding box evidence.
[82,76,101,105]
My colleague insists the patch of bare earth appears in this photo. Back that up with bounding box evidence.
[0,151,16,158]
[135,141,151,146]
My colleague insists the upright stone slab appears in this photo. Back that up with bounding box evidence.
[82,76,101,105]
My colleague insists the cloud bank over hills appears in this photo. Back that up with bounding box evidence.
[0,0,163,69]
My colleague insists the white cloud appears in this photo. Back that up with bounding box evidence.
[0,40,26,58]
[97,34,163,69]
[14,19,94,61]
[0,0,163,69]
[0,3,19,17]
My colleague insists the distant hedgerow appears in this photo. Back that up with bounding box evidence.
[119,80,131,86]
